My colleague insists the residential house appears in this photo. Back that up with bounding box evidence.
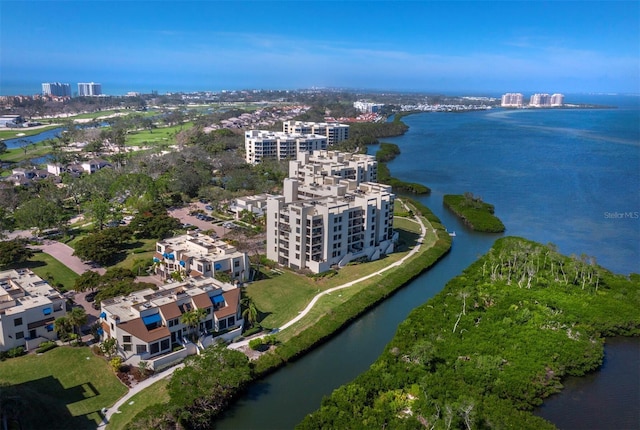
[0,269,66,351]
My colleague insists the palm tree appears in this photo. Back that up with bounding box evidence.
[181,308,207,342]
[242,300,259,330]
[54,316,73,344]
[68,307,88,339]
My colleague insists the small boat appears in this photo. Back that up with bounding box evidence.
[448,231,456,237]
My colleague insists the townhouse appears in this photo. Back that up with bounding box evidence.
[154,233,251,283]
[0,269,66,351]
[99,277,242,367]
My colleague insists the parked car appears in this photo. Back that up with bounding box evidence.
[205,205,213,211]
[85,291,98,302]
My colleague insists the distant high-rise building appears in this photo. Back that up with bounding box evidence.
[501,93,524,107]
[550,93,564,106]
[42,82,71,97]
[529,93,552,107]
[353,101,385,113]
[77,82,102,96]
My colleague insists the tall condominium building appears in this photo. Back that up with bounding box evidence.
[288,150,378,187]
[265,150,395,274]
[529,93,552,107]
[77,82,102,96]
[244,130,327,164]
[0,269,66,351]
[353,101,384,114]
[282,121,349,145]
[501,93,524,107]
[42,82,71,97]
[550,93,565,106]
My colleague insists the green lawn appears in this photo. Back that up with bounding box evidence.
[0,346,128,429]
[106,379,170,430]
[125,122,194,147]
[30,251,80,291]
[0,142,53,163]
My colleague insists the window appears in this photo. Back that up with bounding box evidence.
[228,316,235,326]
[123,344,132,352]
[14,318,23,327]
[160,339,170,351]
[150,342,160,354]
[136,345,147,354]
[219,319,227,330]
[234,260,240,267]
[16,331,24,339]
[123,335,131,343]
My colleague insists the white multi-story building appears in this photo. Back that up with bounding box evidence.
[77,82,102,96]
[288,150,378,186]
[244,130,327,164]
[42,82,71,97]
[501,93,524,107]
[529,93,552,107]
[282,121,349,145]
[550,93,565,106]
[266,180,396,273]
[228,193,276,219]
[154,233,251,283]
[353,101,384,114]
[0,269,66,351]
[99,277,242,368]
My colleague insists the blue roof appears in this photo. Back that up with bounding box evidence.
[142,313,162,326]
[212,295,225,305]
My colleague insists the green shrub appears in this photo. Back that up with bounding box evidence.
[7,346,25,358]
[242,326,263,337]
[248,338,264,351]
[35,341,58,354]
[110,356,122,372]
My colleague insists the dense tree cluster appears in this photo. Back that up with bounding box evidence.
[443,193,506,233]
[129,345,253,430]
[298,237,640,429]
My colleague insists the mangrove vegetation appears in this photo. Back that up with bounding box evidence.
[299,237,640,429]
[444,192,505,233]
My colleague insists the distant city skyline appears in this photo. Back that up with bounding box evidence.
[1,1,638,96]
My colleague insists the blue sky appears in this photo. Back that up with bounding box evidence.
[1,1,639,95]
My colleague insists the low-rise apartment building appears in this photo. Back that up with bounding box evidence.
[0,269,66,351]
[99,277,242,366]
[228,193,275,219]
[282,121,349,145]
[244,130,327,164]
[154,233,251,283]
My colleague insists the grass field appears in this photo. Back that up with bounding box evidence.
[0,346,128,429]
[125,122,194,147]
[0,142,53,163]
[105,379,170,430]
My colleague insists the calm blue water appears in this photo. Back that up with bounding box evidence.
[214,95,639,430]
[3,128,63,149]
[385,98,639,275]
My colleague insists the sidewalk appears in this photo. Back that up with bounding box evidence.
[97,363,184,428]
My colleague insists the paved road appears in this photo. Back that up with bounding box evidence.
[35,240,106,276]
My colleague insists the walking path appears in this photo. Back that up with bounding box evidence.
[97,363,184,428]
